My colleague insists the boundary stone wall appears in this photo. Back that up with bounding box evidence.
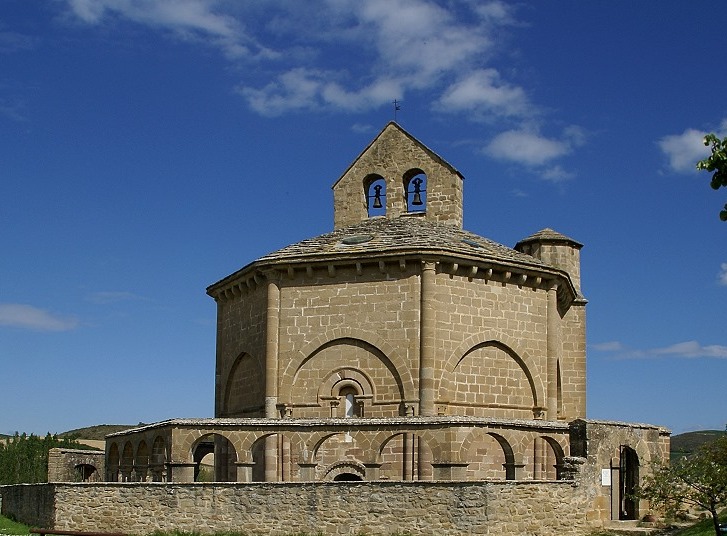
[2,480,595,535]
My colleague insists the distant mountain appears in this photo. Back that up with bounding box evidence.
[59,424,138,440]
[670,430,726,458]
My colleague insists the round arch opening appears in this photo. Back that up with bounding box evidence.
[333,472,363,481]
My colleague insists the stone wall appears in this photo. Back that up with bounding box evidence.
[48,448,105,483]
[1,480,596,535]
[333,122,464,229]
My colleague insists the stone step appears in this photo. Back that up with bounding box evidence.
[603,520,664,535]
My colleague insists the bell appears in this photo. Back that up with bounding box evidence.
[411,177,423,206]
[372,185,383,209]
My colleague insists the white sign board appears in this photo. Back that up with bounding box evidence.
[601,468,612,486]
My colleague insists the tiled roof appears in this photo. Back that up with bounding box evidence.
[517,227,583,248]
[256,216,549,268]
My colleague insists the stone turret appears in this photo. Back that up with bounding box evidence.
[516,228,584,295]
[332,121,464,229]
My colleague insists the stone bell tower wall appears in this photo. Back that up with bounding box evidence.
[333,123,464,229]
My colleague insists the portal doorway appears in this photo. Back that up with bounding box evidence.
[619,446,639,520]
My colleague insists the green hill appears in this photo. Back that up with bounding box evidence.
[59,424,138,440]
[670,430,726,457]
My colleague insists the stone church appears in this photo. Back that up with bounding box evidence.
[94,122,668,525]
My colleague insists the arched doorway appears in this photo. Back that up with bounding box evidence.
[192,434,237,482]
[75,463,98,482]
[619,446,639,520]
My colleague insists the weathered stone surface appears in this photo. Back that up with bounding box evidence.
[2,481,596,536]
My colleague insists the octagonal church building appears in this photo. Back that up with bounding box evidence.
[101,123,668,524]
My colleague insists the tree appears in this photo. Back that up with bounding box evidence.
[0,432,81,484]
[696,133,727,221]
[638,435,727,536]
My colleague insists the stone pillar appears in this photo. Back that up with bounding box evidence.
[419,261,437,416]
[298,463,317,481]
[330,400,340,418]
[402,433,412,480]
[282,435,291,482]
[610,456,621,521]
[265,274,281,418]
[431,462,469,481]
[512,463,526,480]
[533,437,543,480]
[264,434,278,483]
[418,436,433,480]
[546,284,561,420]
[166,462,196,483]
[364,462,382,480]
[235,462,255,483]
[264,274,281,483]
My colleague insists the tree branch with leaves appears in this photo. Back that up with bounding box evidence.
[697,133,727,221]
[638,435,727,536]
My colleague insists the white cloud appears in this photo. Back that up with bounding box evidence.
[65,0,275,60]
[60,0,583,176]
[354,0,494,78]
[351,123,376,135]
[592,339,727,359]
[436,69,531,119]
[590,341,625,352]
[484,126,585,172]
[651,341,727,359]
[718,263,727,286]
[215,0,520,117]
[0,303,79,332]
[658,128,711,173]
[541,165,575,183]
[237,67,329,116]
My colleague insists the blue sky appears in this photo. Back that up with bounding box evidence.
[1,1,726,437]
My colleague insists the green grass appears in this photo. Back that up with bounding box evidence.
[0,515,30,536]
[673,513,727,536]
[591,511,727,536]
[4,513,725,536]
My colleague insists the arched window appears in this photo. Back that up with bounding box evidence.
[339,386,360,418]
[365,174,386,217]
[404,169,426,213]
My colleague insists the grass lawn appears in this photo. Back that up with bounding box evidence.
[671,514,727,536]
[1,513,724,536]
[0,515,29,536]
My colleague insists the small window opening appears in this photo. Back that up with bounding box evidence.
[339,386,360,418]
[366,176,386,217]
[405,171,426,212]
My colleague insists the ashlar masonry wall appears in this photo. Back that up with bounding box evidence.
[1,480,595,536]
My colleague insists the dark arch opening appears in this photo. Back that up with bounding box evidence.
[619,446,640,520]
[333,472,363,481]
[404,169,426,212]
[75,463,98,482]
[364,174,386,217]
